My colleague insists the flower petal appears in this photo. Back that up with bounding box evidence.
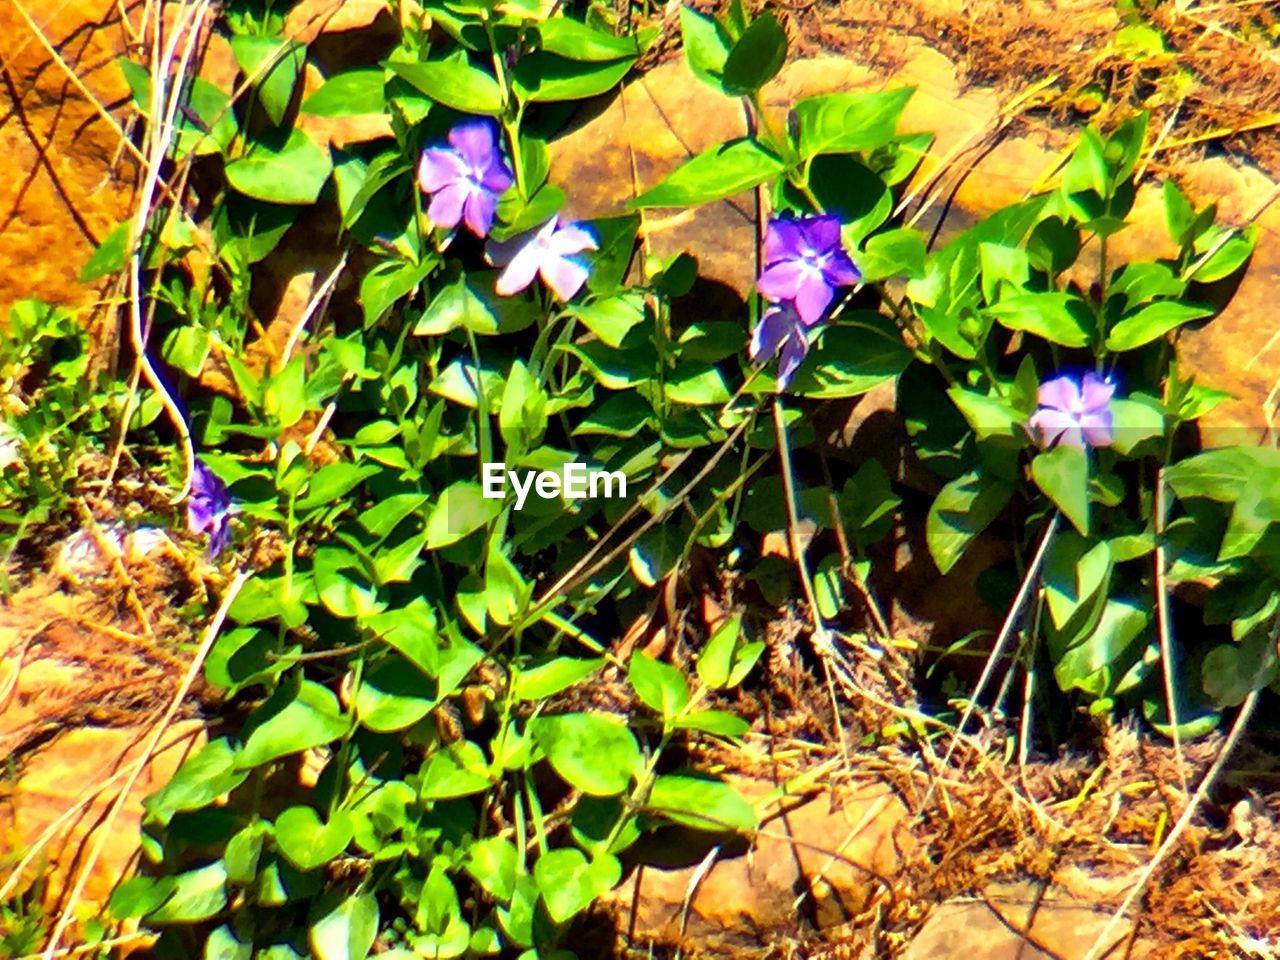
[1037,375,1082,414]
[547,221,598,257]
[776,327,810,390]
[417,147,467,194]
[495,236,546,296]
[750,302,798,361]
[480,157,515,194]
[1081,410,1114,448]
[792,272,835,326]
[448,118,500,172]
[1080,371,1116,414]
[427,181,471,231]
[805,214,844,252]
[1029,408,1079,448]
[764,218,806,265]
[462,189,498,238]
[757,260,810,303]
[540,255,590,301]
[822,248,861,288]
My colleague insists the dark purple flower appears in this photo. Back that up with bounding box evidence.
[757,215,860,326]
[1028,371,1115,449]
[188,459,232,556]
[490,216,598,301]
[750,301,810,389]
[417,119,515,238]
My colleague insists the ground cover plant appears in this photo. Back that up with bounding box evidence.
[0,0,1276,956]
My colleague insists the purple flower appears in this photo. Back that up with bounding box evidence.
[188,459,232,556]
[750,301,810,389]
[490,216,598,301]
[1028,371,1115,449]
[757,215,860,326]
[417,119,515,238]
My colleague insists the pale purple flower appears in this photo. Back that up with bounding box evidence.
[188,459,232,556]
[417,119,515,238]
[750,301,810,389]
[1028,371,1115,449]
[489,216,598,301]
[757,215,860,326]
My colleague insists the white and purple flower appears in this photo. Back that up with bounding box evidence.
[1028,371,1115,450]
[417,118,515,239]
[489,216,598,302]
[757,215,860,326]
[750,215,860,389]
[188,459,232,556]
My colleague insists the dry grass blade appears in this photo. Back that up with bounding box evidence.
[39,569,248,959]
[1079,689,1260,960]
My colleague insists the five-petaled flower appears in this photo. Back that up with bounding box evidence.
[757,215,860,326]
[188,459,232,556]
[417,119,515,239]
[490,216,598,302]
[1029,371,1115,450]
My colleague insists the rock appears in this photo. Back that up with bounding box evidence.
[0,0,137,313]
[901,881,1155,960]
[604,776,912,956]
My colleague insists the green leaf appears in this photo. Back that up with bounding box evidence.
[1062,127,1109,199]
[672,709,750,737]
[573,393,653,439]
[238,678,349,768]
[419,740,493,799]
[538,17,640,61]
[512,657,605,700]
[665,363,731,405]
[987,292,1091,347]
[787,322,912,399]
[513,53,634,102]
[947,387,1023,441]
[696,614,763,689]
[1163,447,1278,501]
[162,326,212,377]
[1105,301,1213,351]
[387,56,504,115]
[858,227,927,282]
[310,892,379,960]
[147,862,227,923]
[1202,631,1278,708]
[628,653,690,720]
[1043,535,1113,639]
[531,712,641,795]
[1032,445,1090,535]
[646,774,757,832]
[926,471,1014,574]
[79,221,130,282]
[297,463,380,513]
[631,138,784,208]
[794,88,914,159]
[499,359,548,452]
[463,836,519,904]
[303,68,387,116]
[569,293,646,348]
[426,481,503,549]
[1163,180,1196,245]
[276,807,355,871]
[679,7,732,91]
[1054,597,1149,694]
[1188,224,1257,283]
[533,849,621,923]
[225,822,269,884]
[722,13,786,94]
[230,35,305,126]
[415,273,534,336]
[1108,394,1166,456]
[225,128,333,205]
